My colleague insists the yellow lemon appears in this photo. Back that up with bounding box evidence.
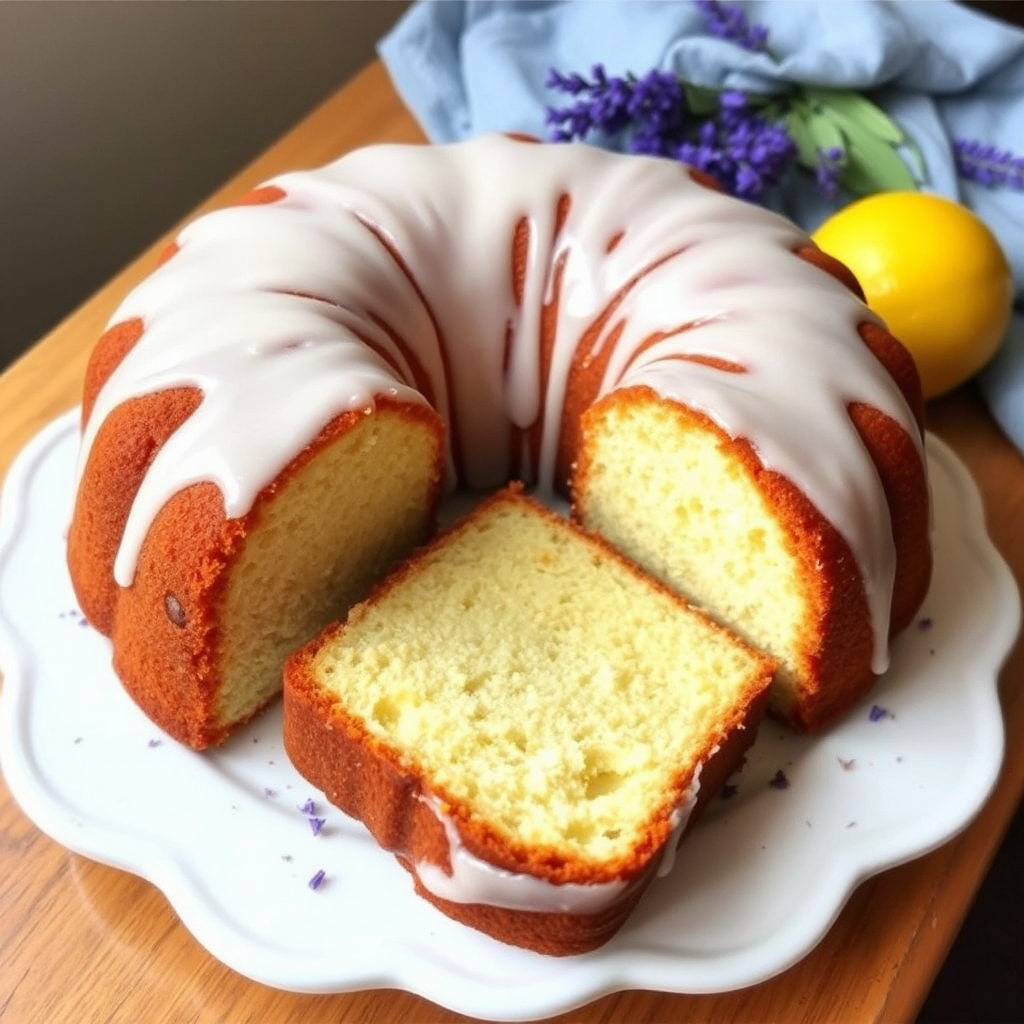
[812,191,1013,398]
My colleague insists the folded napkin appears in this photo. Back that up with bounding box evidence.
[379,0,1024,451]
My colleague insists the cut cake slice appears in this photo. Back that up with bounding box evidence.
[283,485,775,955]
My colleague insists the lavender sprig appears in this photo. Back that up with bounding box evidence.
[954,139,1024,190]
[695,0,770,53]
[545,66,685,150]
[545,0,928,204]
[674,91,796,200]
[815,146,846,201]
[547,68,794,201]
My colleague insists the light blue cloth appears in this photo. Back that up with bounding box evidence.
[379,0,1024,451]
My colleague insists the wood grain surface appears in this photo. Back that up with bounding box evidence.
[1,60,1022,1024]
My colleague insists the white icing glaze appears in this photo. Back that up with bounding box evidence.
[78,134,923,671]
[412,780,699,914]
[655,759,705,879]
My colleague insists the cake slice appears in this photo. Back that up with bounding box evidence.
[283,486,776,955]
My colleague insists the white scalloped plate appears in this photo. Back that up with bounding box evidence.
[0,410,1018,1021]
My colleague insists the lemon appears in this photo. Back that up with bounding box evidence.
[812,191,1013,399]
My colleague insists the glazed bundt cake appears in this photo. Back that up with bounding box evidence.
[283,486,775,955]
[67,134,931,748]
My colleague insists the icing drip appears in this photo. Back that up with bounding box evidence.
[78,135,923,669]
[654,759,704,879]
[413,782,699,914]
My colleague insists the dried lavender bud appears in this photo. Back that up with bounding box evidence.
[308,869,327,891]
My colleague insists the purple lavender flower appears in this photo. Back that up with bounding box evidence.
[546,65,685,150]
[544,68,589,95]
[674,91,796,201]
[548,67,797,202]
[308,868,327,891]
[696,0,770,53]
[954,139,1024,190]
[814,146,846,200]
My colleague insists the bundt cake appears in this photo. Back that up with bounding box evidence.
[283,486,776,955]
[67,133,931,748]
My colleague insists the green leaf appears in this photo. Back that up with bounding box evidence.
[838,157,883,197]
[803,86,905,144]
[836,115,918,194]
[804,109,846,157]
[783,109,821,169]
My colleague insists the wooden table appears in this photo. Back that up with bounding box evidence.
[1,59,1022,1024]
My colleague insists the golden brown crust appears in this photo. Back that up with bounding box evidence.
[69,385,204,636]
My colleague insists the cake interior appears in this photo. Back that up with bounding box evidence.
[576,390,815,720]
[215,407,440,729]
[305,493,774,867]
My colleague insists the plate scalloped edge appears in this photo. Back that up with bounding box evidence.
[0,411,1019,1023]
